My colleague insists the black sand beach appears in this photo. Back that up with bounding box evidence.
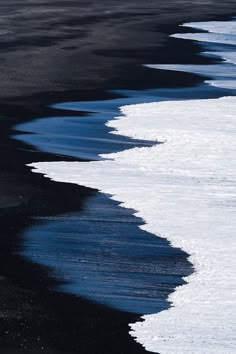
[0,1,235,353]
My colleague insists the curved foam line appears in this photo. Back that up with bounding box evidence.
[28,18,236,353]
[29,96,236,353]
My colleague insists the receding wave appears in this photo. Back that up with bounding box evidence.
[28,18,236,353]
[148,19,236,91]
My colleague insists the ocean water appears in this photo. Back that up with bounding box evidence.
[22,193,191,314]
[28,18,236,353]
[14,65,231,315]
[13,85,231,161]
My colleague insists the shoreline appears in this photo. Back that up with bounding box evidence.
[28,16,236,353]
[0,3,236,353]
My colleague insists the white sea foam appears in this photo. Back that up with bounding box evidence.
[148,62,236,90]
[204,51,236,64]
[182,20,236,35]
[206,79,236,89]
[147,63,236,78]
[29,96,236,353]
[172,20,236,45]
[148,19,236,90]
[28,19,236,353]
[172,32,236,45]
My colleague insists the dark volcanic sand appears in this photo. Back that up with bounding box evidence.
[0,1,235,353]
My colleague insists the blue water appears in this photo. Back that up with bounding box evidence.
[23,194,191,314]
[14,38,236,314]
[13,83,233,161]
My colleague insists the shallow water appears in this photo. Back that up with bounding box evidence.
[22,193,191,314]
[14,73,231,316]
[14,84,232,160]
[28,18,236,353]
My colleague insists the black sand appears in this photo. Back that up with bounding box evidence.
[0,1,235,353]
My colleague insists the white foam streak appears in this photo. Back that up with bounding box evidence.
[172,20,236,45]
[147,63,236,78]
[172,32,236,45]
[28,18,236,353]
[206,79,236,89]
[29,96,236,353]
[148,19,236,90]
[204,51,236,64]
[182,20,236,35]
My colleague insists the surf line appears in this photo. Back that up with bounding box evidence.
[28,18,236,354]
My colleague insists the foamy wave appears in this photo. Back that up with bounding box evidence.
[28,18,236,353]
[147,63,236,78]
[204,51,236,65]
[206,79,236,89]
[148,18,236,90]
[29,96,236,353]
[172,32,236,45]
[182,20,236,35]
[172,19,236,45]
